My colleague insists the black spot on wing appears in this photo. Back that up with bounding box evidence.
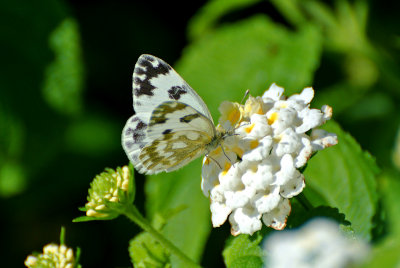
[168,86,187,100]
[148,101,187,127]
[180,113,201,123]
[135,119,147,130]
[126,117,148,144]
[133,55,172,97]
[162,129,172,134]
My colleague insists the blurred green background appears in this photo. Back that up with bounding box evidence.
[1,0,400,267]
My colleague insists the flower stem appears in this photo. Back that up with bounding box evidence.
[121,204,201,268]
[295,193,313,211]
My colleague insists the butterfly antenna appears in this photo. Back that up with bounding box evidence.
[240,89,250,105]
[205,154,222,169]
[220,145,234,166]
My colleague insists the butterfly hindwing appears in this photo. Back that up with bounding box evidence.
[137,130,212,174]
[146,101,216,138]
[122,115,151,171]
[134,101,215,174]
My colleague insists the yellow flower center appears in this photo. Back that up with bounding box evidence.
[250,140,259,149]
[228,108,241,125]
[231,146,244,158]
[245,124,255,133]
[221,162,232,176]
[268,112,278,125]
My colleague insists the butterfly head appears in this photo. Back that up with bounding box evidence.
[205,128,235,153]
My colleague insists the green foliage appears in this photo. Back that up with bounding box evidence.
[145,160,210,267]
[187,0,263,41]
[64,115,122,156]
[177,15,322,119]
[129,232,171,268]
[303,121,379,240]
[362,172,400,267]
[287,204,351,229]
[42,18,84,116]
[222,233,264,268]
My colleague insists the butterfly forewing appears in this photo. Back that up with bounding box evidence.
[132,54,213,122]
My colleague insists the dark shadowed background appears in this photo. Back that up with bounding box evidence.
[1,0,400,267]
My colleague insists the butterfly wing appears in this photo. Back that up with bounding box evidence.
[137,130,211,174]
[122,54,215,174]
[137,101,216,174]
[132,54,213,123]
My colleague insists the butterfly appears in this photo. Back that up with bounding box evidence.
[122,54,231,175]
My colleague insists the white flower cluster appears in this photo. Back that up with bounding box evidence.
[25,243,75,268]
[202,83,337,235]
[263,218,369,268]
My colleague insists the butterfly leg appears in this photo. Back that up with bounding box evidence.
[220,145,236,167]
[205,154,222,169]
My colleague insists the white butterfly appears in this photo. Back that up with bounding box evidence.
[122,54,230,175]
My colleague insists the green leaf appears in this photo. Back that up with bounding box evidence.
[145,159,210,267]
[129,232,171,268]
[362,171,400,267]
[364,237,400,268]
[287,203,351,229]
[303,121,379,240]
[64,115,121,156]
[176,15,323,121]
[187,0,263,41]
[0,106,26,197]
[72,214,118,222]
[379,171,400,236]
[42,18,84,116]
[222,233,264,268]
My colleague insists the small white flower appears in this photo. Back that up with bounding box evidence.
[262,198,291,230]
[263,218,369,268]
[202,83,337,235]
[25,243,75,268]
[251,186,281,214]
[210,201,232,227]
[229,207,263,236]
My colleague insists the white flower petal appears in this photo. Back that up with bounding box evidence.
[229,207,263,235]
[311,129,338,150]
[211,202,232,227]
[280,173,305,198]
[262,83,284,101]
[288,86,314,104]
[262,198,291,230]
[225,187,256,209]
[294,136,313,168]
[252,186,281,213]
[242,136,273,161]
[322,105,333,120]
[275,128,301,157]
[242,162,274,190]
[296,108,325,133]
[275,154,298,186]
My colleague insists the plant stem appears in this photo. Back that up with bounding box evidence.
[295,193,313,211]
[121,204,201,268]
